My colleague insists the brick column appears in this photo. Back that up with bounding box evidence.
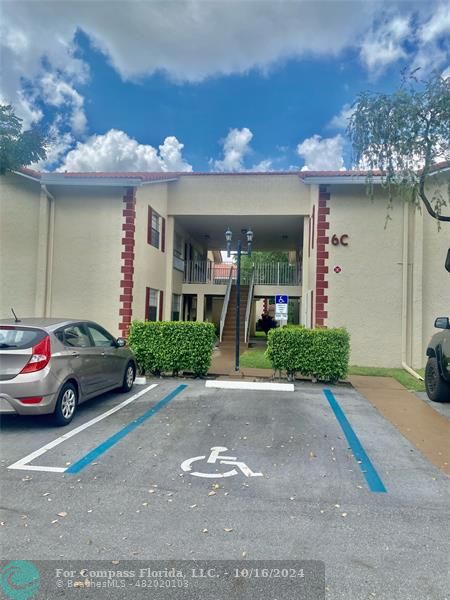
[118,187,136,337]
[315,186,330,327]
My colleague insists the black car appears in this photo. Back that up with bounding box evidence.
[425,317,450,402]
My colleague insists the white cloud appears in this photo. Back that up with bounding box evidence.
[213,128,253,172]
[0,4,88,131]
[413,4,450,74]
[58,130,192,172]
[40,72,87,134]
[212,128,274,172]
[417,3,450,44]
[250,159,273,172]
[329,103,355,130]
[297,135,345,171]
[2,0,449,160]
[34,120,74,171]
[360,16,410,73]
[0,0,414,127]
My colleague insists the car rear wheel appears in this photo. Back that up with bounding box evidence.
[121,362,135,393]
[425,357,450,403]
[53,382,78,426]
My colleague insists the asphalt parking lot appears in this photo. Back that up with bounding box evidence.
[1,380,449,599]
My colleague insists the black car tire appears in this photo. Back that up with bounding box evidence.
[425,357,450,403]
[53,382,78,426]
[121,362,135,393]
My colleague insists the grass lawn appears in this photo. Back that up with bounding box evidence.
[240,348,271,369]
[349,366,426,392]
[239,348,426,392]
[254,331,266,338]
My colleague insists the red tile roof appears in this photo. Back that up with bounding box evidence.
[60,171,178,180]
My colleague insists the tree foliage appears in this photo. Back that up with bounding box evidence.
[348,71,450,222]
[238,250,289,281]
[0,104,47,175]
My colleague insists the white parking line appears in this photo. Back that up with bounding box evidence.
[8,384,158,473]
[205,380,294,392]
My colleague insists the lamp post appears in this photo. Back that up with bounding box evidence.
[225,227,254,371]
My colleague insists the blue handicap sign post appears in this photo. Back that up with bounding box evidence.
[275,295,289,323]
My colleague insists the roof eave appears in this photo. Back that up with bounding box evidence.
[11,169,41,183]
[41,174,142,187]
[301,175,384,185]
[139,177,179,185]
[40,174,180,187]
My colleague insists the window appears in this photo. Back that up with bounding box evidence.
[174,233,184,258]
[147,207,165,251]
[58,324,91,348]
[86,324,115,347]
[146,288,159,321]
[151,211,160,249]
[173,233,185,271]
[0,326,46,350]
[172,294,181,321]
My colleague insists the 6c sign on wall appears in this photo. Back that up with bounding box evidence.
[331,234,349,246]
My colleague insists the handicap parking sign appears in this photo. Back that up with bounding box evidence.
[275,295,288,304]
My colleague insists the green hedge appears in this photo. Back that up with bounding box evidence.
[265,326,350,382]
[128,321,216,377]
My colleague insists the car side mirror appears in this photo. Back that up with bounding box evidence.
[434,317,450,330]
[116,337,126,347]
[446,249,450,273]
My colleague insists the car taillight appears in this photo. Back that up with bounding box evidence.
[20,335,51,374]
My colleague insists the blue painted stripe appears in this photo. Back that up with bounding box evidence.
[323,388,387,493]
[66,384,187,474]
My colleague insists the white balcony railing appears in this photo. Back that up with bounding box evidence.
[183,261,301,286]
[253,262,302,286]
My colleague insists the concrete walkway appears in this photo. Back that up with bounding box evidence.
[210,345,273,379]
[350,375,450,475]
[209,345,238,376]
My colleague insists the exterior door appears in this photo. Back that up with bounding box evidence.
[56,323,106,395]
[85,323,124,388]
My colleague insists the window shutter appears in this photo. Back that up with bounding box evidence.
[147,206,152,245]
[159,290,164,321]
[161,217,166,252]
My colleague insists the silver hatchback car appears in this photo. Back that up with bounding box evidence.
[0,318,137,425]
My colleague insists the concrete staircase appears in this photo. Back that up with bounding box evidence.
[220,285,249,348]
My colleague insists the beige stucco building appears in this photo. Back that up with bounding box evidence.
[1,165,449,368]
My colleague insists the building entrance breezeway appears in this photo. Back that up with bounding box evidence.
[175,214,304,349]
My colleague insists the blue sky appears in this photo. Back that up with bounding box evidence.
[1,1,449,172]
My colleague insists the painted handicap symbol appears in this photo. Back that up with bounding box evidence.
[180,446,263,479]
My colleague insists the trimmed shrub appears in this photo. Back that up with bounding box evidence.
[128,321,216,377]
[265,326,350,382]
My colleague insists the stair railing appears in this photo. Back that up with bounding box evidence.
[219,265,234,342]
[244,267,255,344]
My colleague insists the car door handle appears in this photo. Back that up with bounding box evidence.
[70,351,79,357]
[101,352,106,357]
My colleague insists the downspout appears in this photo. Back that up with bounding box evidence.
[41,185,55,317]
[401,202,424,381]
